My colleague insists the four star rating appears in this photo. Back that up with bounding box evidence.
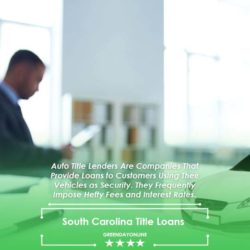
[105,239,144,247]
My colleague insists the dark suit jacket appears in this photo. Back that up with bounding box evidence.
[0,88,62,174]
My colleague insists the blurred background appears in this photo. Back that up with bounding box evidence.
[0,0,249,167]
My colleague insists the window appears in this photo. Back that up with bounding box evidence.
[0,0,62,146]
[164,0,250,148]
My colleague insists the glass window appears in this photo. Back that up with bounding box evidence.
[0,0,62,146]
[164,0,250,148]
[0,22,51,145]
[0,0,58,26]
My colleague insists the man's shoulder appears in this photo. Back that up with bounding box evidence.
[0,89,14,114]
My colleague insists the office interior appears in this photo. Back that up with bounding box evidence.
[0,0,249,176]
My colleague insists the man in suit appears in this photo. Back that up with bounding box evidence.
[0,50,72,175]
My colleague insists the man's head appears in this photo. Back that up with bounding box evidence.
[4,50,45,99]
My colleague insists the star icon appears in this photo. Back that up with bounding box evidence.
[105,239,113,247]
[127,239,134,247]
[116,239,124,247]
[137,239,144,247]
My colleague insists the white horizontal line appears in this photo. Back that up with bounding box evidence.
[154,244,208,247]
[42,207,207,210]
[40,235,96,247]
[48,203,201,206]
[41,244,96,247]
[41,207,209,218]
[153,235,209,247]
